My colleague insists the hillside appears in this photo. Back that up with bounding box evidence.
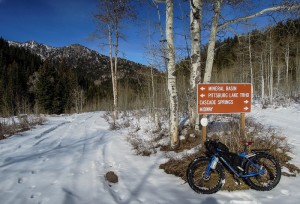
[175,19,300,107]
[8,40,146,81]
[0,38,156,115]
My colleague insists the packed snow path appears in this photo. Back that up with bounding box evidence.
[0,107,300,204]
[0,112,198,204]
[0,113,115,204]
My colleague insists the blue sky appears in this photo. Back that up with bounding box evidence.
[0,0,151,64]
[0,0,97,46]
[0,0,289,65]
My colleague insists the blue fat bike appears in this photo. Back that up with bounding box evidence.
[186,140,281,194]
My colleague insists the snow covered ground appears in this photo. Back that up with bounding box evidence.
[0,105,299,204]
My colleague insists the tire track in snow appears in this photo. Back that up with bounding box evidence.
[38,114,102,203]
[0,119,78,204]
[0,112,114,204]
[69,113,109,203]
[40,113,106,204]
[34,121,71,140]
[0,120,74,169]
[0,120,71,156]
[0,113,99,204]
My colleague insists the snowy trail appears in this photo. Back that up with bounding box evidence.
[249,105,300,166]
[0,113,114,204]
[0,107,300,204]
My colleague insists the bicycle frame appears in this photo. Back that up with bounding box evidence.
[205,150,266,178]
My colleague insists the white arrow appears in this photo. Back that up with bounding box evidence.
[200,87,205,91]
[244,107,249,111]
[244,100,249,104]
[200,94,205,98]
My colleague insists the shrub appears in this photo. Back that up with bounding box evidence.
[126,132,157,156]
[0,115,46,140]
[159,116,300,191]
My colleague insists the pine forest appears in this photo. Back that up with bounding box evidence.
[1,19,299,116]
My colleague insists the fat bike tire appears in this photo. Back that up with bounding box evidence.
[245,152,281,191]
[186,156,225,194]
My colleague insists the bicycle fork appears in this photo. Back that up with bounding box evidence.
[204,155,218,179]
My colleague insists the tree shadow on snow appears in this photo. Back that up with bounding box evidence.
[62,187,81,204]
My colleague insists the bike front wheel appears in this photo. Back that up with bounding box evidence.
[245,152,281,191]
[186,156,225,194]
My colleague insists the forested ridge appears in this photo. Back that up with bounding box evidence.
[0,19,299,116]
[177,19,300,109]
[214,19,300,103]
[0,39,42,116]
[0,38,156,116]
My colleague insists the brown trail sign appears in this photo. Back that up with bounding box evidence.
[197,83,252,142]
[197,83,252,114]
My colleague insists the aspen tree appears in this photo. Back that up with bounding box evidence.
[203,1,300,85]
[166,0,179,148]
[154,0,178,147]
[189,0,202,129]
[95,0,135,125]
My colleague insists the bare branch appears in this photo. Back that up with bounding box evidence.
[218,4,300,30]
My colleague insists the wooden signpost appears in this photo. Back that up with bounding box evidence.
[197,83,252,142]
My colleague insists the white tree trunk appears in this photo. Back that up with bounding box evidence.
[152,0,168,71]
[269,35,273,105]
[151,67,161,131]
[108,25,118,124]
[285,42,290,93]
[248,33,253,85]
[113,23,119,120]
[277,56,281,91]
[189,0,202,129]
[203,0,222,84]
[261,54,265,106]
[166,0,179,148]
[202,2,299,85]
[147,18,161,132]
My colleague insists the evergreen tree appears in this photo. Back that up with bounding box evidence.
[35,61,56,113]
[0,38,42,115]
[35,59,76,114]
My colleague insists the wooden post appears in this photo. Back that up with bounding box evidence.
[202,125,207,144]
[202,114,207,143]
[240,113,245,138]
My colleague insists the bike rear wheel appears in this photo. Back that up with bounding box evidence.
[186,156,225,194]
[245,152,281,191]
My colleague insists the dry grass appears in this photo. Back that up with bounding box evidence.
[122,110,299,191]
[126,132,157,156]
[157,116,300,191]
[160,136,202,153]
[0,115,46,140]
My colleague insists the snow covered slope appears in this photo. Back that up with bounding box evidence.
[0,106,299,204]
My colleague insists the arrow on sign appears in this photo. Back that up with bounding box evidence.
[244,100,249,104]
[244,107,249,111]
[200,94,205,98]
[200,87,205,91]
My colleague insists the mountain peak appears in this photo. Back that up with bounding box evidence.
[25,40,38,45]
[8,40,57,59]
[7,39,146,72]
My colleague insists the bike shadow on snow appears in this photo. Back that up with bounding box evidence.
[201,197,219,204]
